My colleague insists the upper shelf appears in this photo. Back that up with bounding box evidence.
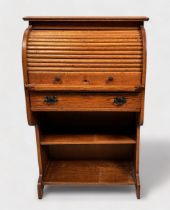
[23,16,149,22]
[41,133,136,145]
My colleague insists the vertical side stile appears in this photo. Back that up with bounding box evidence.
[140,26,147,125]
[22,25,35,125]
[135,115,140,199]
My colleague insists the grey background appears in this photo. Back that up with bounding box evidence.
[0,0,170,209]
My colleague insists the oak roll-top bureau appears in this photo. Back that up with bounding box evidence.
[22,16,149,199]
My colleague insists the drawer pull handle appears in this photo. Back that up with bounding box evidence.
[113,96,126,105]
[44,96,57,104]
[55,75,61,82]
[107,76,113,82]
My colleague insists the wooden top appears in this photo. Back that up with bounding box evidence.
[23,16,149,22]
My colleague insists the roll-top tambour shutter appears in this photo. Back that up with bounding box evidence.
[27,28,143,72]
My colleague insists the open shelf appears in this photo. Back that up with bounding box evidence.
[38,112,137,146]
[41,133,136,145]
[38,112,136,186]
[44,160,135,185]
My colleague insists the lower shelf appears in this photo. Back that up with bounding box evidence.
[44,160,135,185]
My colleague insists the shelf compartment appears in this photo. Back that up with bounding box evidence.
[41,133,136,145]
[44,160,135,185]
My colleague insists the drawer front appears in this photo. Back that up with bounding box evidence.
[30,92,141,111]
[29,72,141,86]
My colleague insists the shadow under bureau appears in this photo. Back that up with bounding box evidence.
[22,16,149,199]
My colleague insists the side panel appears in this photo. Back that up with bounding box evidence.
[22,25,35,125]
[140,26,147,125]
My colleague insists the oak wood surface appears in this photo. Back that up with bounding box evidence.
[26,84,143,92]
[28,28,142,72]
[43,160,135,185]
[140,26,147,125]
[28,72,141,87]
[30,92,141,112]
[22,16,148,199]
[22,26,35,125]
[23,16,149,21]
[135,117,141,199]
[41,134,136,145]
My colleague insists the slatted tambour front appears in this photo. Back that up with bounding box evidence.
[27,28,143,72]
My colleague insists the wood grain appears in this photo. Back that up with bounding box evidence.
[22,16,148,199]
[41,134,136,145]
[22,25,35,125]
[140,26,147,125]
[23,16,149,21]
[30,92,141,111]
[28,72,141,87]
[26,84,143,92]
[27,67,142,72]
[27,28,143,72]
[135,117,140,199]
[43,160,135,185]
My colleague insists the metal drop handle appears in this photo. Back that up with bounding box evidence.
[113,96,127,105]
[44,96,57,104]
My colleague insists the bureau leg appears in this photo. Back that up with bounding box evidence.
[37,175,44,199]
[135,174,140,199]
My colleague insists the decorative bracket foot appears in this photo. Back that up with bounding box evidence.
[135,174,140,199]
[37,175,44,199]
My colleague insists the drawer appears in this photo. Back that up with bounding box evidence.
[30,92,141,111]
[28,72,141,86]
